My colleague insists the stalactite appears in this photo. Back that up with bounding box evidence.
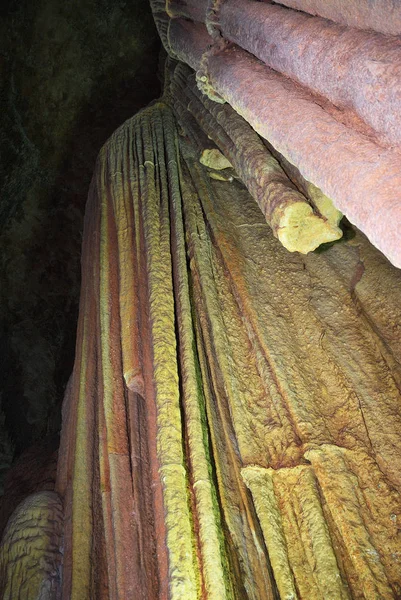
[218,0,401,148]
[169,61,342,252]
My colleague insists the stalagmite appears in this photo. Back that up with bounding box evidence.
[1,96,395,598]
[2,1,401,599]
[0,492,63,599]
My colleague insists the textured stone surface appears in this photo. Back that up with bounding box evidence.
[169,61,342,253]
[0,491,63,599]
[219,0,401,147]
[2,1,401,596]
[242,465,350,599]
[268,0,401,37]
[160,9,401,268]
[53,99,401,598]
[185,22,401,267]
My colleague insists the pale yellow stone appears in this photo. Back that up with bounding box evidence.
[209,170,234,182]
[241,466,297,600]
[306,445,400,600]
[275,201,342,253]
[200,148,233,170]
[305,181,343,227]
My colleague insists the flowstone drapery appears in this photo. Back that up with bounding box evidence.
[61,98,401,599]
[2,94,401,598]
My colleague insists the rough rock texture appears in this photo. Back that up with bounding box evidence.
[3,1,401,596]
[164,15,401,269]
[219,0,401,148]
[0,491,63,600]
[268,0,401,37]
[0,0,160,473]
[169,60,342,252]
[53,99,401,598]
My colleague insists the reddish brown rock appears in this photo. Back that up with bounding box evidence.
[51,97,401,599]
[166,17,401,268]
[219,0,401,147]
[266,0,401,37]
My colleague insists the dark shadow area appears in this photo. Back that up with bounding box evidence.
[0,0,161,491]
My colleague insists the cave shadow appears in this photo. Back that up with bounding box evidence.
[1,37,162,468]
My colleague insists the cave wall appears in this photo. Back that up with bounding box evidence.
[0,0,161,481]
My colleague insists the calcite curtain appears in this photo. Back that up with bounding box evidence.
[46,94,401,600]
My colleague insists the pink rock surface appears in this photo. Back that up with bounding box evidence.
[168,18,211,70]
[207,46,401,268]
[219,0,401,148]
[266,0,401,37]
[167,18,401,268]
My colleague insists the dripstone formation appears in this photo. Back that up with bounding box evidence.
[2,1,401,599]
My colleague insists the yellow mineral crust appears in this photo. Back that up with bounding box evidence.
[135,106,199,598]
[0,492,63,600]
[305,181,342,227]
[275,199,342,253]
[240,466,297,600]
[167,118,234,599]
[241,465,350,600]
[305,445,401,599]
[199,148,233,170]
[53,96,401,600]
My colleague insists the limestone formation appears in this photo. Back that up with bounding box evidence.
[169,62,342,253]
[2,1,401,599]
[0,491,63,600]
[1,98,394,598]
[155,1,401,268]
